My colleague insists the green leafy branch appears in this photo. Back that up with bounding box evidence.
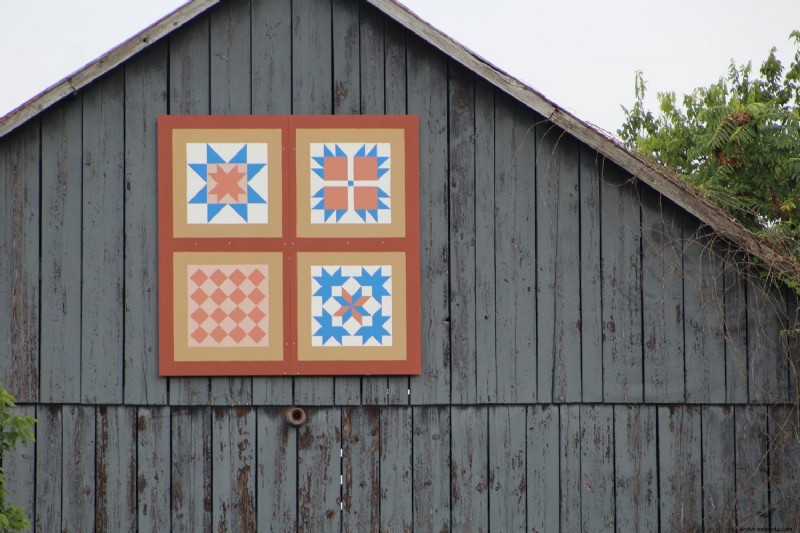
[619,31,800,266]
[0,386,35,533]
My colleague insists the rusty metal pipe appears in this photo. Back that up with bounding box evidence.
[285,406,307,427]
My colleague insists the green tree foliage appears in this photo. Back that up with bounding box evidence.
[619,31,800,252]
[0,386,35,532]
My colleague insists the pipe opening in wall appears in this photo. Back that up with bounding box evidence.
[286,406,307,427]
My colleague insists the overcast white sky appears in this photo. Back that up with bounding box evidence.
[1,0,798,135]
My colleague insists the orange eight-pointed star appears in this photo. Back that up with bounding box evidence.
[208,163,247,203]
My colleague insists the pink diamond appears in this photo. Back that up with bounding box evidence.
[210,308,227,324]
[229,326,247,344]
[210,326,227,343]
[190,269,208,285]
[211,288,227,305]
[248,307,266,323]
[229,307,246,323]
[248,288,265,304]
[248,326,266,343]
[190,308,208,325]
[190,289,208,305]
[210,269,227,286]
[229,288,246,305]
[248,269,266,284]
[229,269,246,285]
[190,327,208,343]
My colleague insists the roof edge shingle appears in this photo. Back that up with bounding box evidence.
[370,0,800,283]
[0,0,219,139]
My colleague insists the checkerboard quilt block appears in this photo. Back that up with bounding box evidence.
[187,143,269,224]
[159,115,419,375]
[187,264,270,347]
[311,265,393,347]
[169,251,284,365]
[309,143,391,224]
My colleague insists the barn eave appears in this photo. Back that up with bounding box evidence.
[1,0,797,282]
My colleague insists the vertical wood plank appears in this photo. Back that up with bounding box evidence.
[256,407,297,530]
[210,0,252,114]
[407,35,451,405]
[62,405,95,533]
[341,408,380,532]
[450,406,488,532]
[735,405,769,529]
[559,405,581,532]
[81,70,124,404]
[725,262,749,403]
[526,405,559,533]
[209,0,253,406]
[747,278,789,403]
[171,407,212,533]
[488,406,526,532]
[332,0,359,115]
[292,0,335,405]
[292,0,333,115]
[251,0,292,115]
[40,100,82,403]
[137,407,171,531]
[683,226,726,403]
[580,405,615,531]
[358,4,385,115]
[601,163,643,402]
[493,92,537,404]
[331,0,362,406]
[537,126,581,403]
[474,80,496,404]
[614,405,658,532]
[380,407,412,532]
[641,189,685,402]
[212,407,257,532]
[360,7,399,406]
[787,291,799,402]
[658,406,702,530]
[251,0,294,405]
[167,10,212,407]
[169,12,210,115]
[381,19,412,405]
[701,405,736,530]
[4,405,35,530]
[297,407,341,532]
[0,121,40,402]
[124,42,168,406]
[449,64,478,404]
[412,406,450,532]
[35,405,62,532]
[96,406,136,533]
[768,405,800,529]
[580,146,603,402]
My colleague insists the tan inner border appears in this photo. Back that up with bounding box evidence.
[173,129,283,238]
[173,251,284,361]
[295,129,406,238]
[297,251,407,361]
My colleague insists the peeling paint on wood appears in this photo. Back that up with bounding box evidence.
[0,0,797,529]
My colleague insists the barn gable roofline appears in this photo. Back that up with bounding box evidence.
[0,0,221,139]
[1,0,797,280]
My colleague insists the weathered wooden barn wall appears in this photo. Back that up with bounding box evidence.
[1,0,799,530]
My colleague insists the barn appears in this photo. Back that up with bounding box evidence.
[1,0,799,530]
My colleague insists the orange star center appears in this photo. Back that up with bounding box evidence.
[208,164,246,202]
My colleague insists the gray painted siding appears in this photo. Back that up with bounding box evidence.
[3,0,791,410]
[1,0,799,530]
[4,405,798,530]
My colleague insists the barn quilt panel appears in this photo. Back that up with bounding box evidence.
[158,115,420,375]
